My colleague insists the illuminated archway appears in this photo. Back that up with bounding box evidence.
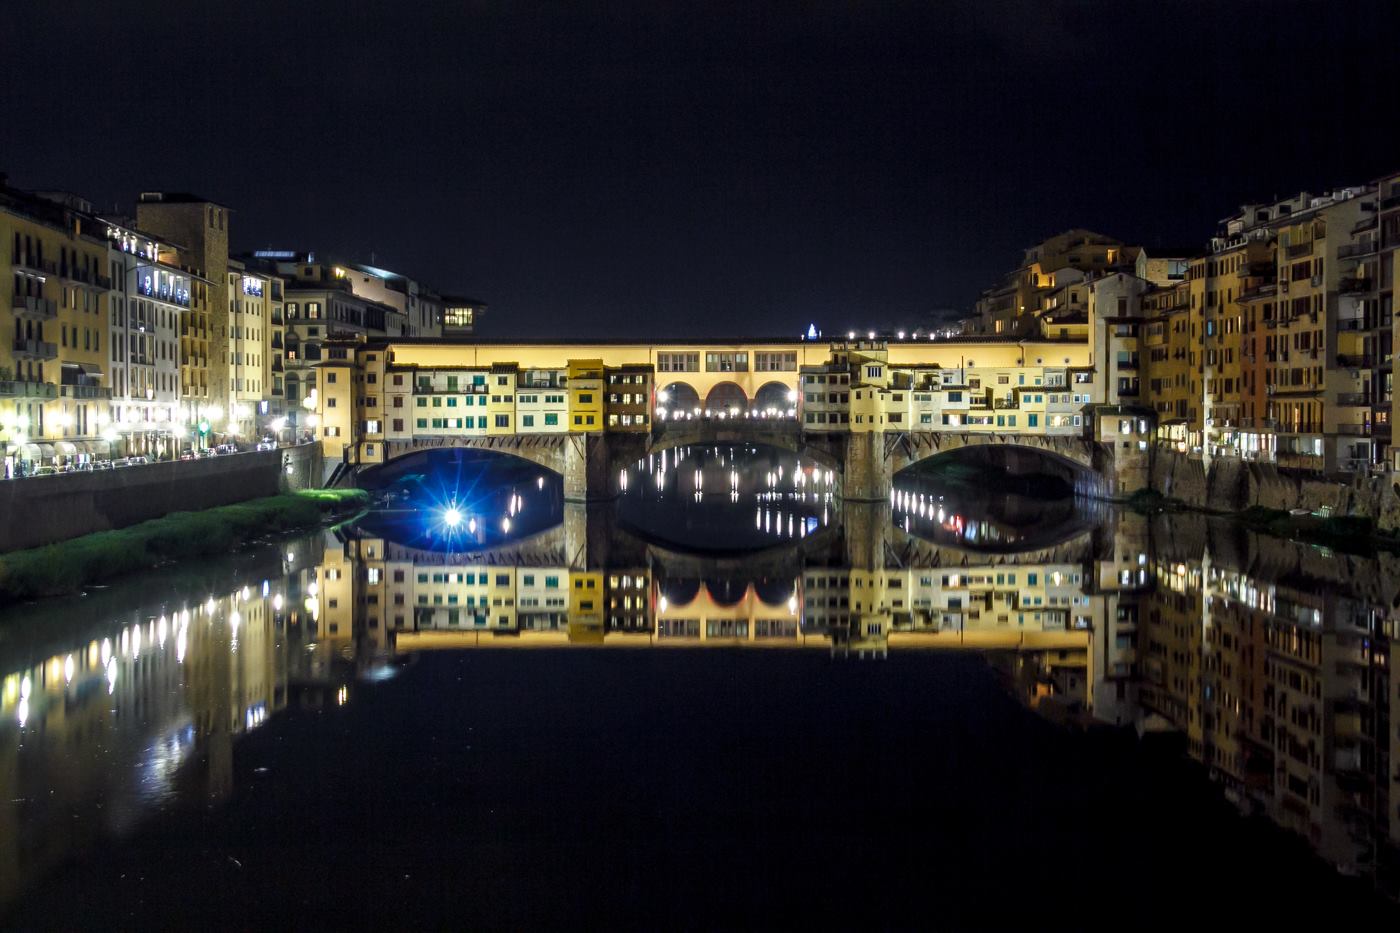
[753,381,796,418]
[704,382,748,417]
[657,381,701,419]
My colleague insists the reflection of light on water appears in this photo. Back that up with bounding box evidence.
[137,723,196,807]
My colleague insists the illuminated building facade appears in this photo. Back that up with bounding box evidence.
[0,184,114,472]
[101,218,195,456]
[135,192,231,434]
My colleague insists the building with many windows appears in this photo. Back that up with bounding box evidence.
[100,217,195,457]
[0,182,114,472]
[135,192,232,436]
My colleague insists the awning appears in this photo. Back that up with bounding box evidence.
[16,443,56,461]
[81,440,112,456]
[61,361,104,376]
[54,441,78,456]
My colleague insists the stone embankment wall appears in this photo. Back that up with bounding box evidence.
[1151,448,1400,533]
[0,444,323,553]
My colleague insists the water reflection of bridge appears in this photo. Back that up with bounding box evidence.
[12,505,1400,907]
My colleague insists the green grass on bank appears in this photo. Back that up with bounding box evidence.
[0,489,369,603]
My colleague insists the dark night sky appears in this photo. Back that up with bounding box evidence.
[4,1,1399,337]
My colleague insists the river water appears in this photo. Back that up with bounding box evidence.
[2,445,1398,927]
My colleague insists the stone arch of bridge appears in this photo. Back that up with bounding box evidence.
[355,436,575,489]
[890,432,1103,496]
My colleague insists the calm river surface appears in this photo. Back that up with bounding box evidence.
[2,444,1398,928]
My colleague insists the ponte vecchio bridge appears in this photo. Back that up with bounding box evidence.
[313,335,1149,499]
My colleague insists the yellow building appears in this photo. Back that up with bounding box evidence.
[566,358,604,432]
[1142,282,1196,451]
[0,184,114,471]
[226,260,284,440]
[135,192,232,437]
[972,230,1130,336]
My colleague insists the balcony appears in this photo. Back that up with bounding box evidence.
[11,255,56,276]
[60,383,111,399]
[58,266,111,290]
[1338,239,1377,260]
[12,338,57,360]
[0,380,57,399]
[1335,423,1372,436]
[1382,193,1400,211]
[11,294,57,321]
[1338,276,1372,295]
[1337,354,1375,369]
[1336,393,1370,407]
[1286,241,1313,259]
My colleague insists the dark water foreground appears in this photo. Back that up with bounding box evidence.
[3,447,1399,928]
[9,650,1382,930]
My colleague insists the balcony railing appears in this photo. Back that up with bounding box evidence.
[1336,393,1370,407]
[11,295,57,320]
[58,266,112,289]
[0,380,57,399]
[12,338,57,360]
[60,384,112,399]
[1338,276,1372,295]
[1286,241,1314,258]
[11,255,56,275]
[1338,354,1376,369]
[1338,239,1377,260]
[1336,423,1372,436]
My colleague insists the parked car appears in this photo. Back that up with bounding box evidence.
[32,465,60,476]
[179,449,197,461]
[92,460,113,470]
[255,440,276,451]
[215,444,238,455]
[196,448,217,459]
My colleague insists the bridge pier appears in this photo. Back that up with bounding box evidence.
[843,432,892,502]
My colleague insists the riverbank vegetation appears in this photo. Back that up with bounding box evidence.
[0,489,368,603]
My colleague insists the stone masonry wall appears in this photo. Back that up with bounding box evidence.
[0,445,319,553]
[1150,447,1400,533]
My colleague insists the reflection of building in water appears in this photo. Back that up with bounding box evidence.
[1135,550,1395,882]
[15,500,1400,908]
[0,539,353,910]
